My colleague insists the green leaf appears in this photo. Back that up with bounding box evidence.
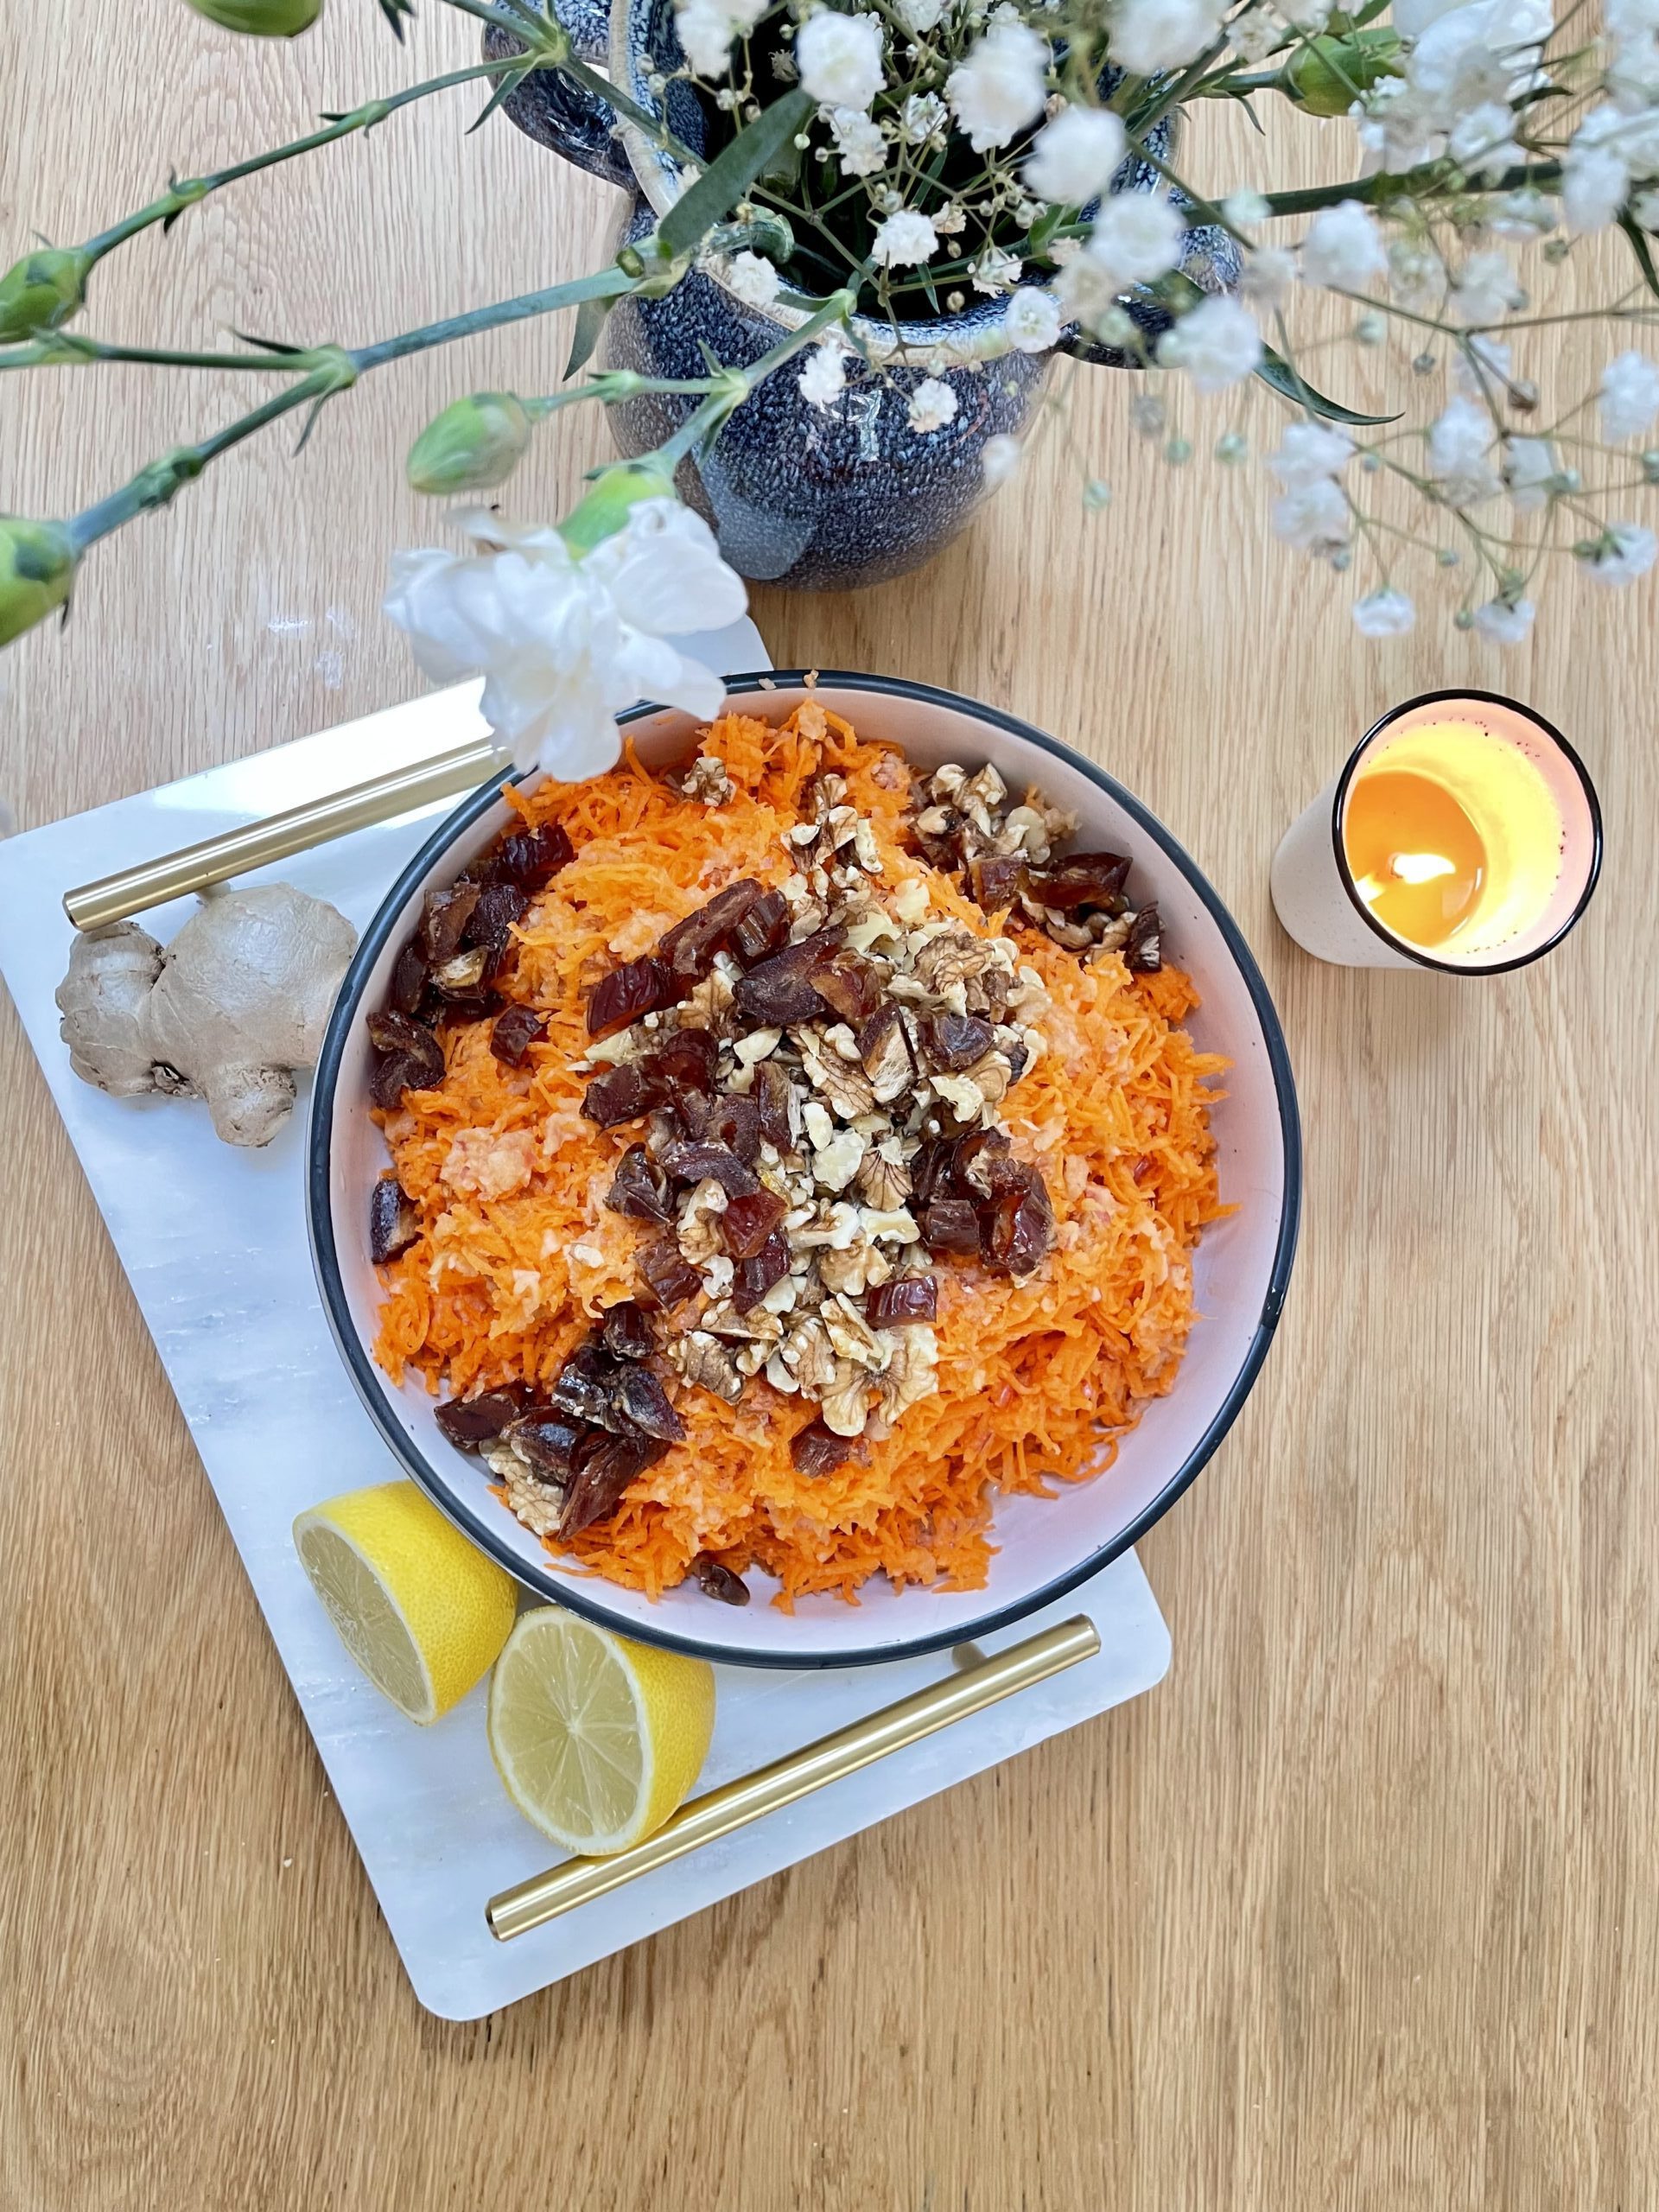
[376,0,415,37]
[658,89,812,258]
[1619,213,1659,300]
[1255,345,1401,425]
[564,290,613,378]
[469,62,531,135]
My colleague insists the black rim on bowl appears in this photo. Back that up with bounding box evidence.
[1329,687,1605,976]
[307,672,1303,1668]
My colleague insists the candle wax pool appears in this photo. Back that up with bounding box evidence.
[1344,768,1488,949]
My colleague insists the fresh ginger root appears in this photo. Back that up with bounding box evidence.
[55,884,358,1146]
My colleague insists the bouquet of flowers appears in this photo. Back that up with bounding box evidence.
[2,0,1656,775]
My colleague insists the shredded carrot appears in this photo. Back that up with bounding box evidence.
[372,705,1228,1605]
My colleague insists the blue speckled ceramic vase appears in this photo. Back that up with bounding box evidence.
[499,1,1236,591]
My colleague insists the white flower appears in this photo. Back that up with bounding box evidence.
[1388,238,1444,310]
[1427,396,1501,505]
[907,377,958,432]
[982,433,1023,486]
[1448,102,1523,181]
[1599,350,1659,441]
[1272,479,1351,554]
[1301,200,1388,292]
[1406,7,1515,121]
[1503,435,1555,512]
[1267,420,1354,490]
[946,21,1049,151]
[1472,596,1535,643]
[1003,286,1062,352]
[384,502,746,779]
[674,0,767,79]
[798,338,849,409]
[1084,192,1185,289]
[1111,0,1228,75]
[871,207,939,266]
[726,251,780,309]
[1024,107,1126,206]
[1286,0,1332,27]
[901,91,946,143]
[1230,10,1279,62]
[1489,187,1558,238]
[1154,295,1262,391]
[1563,106,1631,233]
[1579,521,1659,584]
[1352,588,1416,638]
[898,0,946,30]
[972,245,1023,292]
[829,105,887,175]
[795,9,886,110]
[1452,334,1512,399]
[1221,188,1270,229]
[1240,244,1295,307]
[1448,249,1522,325]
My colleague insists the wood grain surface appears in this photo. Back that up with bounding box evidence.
[2,7,1655,2208]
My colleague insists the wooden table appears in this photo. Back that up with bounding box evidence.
[3,7,1654,2206]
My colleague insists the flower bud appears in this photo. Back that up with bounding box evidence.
[407,392,533,497]
[557,462,679,556]
[1284,30,1402,118]
[0,518,76,646]
[184,0,322,34]
[0,246,92,344]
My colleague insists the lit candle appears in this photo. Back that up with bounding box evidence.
[1270,691,1602,972]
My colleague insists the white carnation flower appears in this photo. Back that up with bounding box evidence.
[1352,588,1416,638]
[982,433,1023,486]
[1271,479,1351,554]
[871,207,939,267]
[1268,420,1354,491]
[726,251,780,309]
[1024,107,1127,206]
[1503,435,1556,512]
[1563,106,1631,234]
[1003,287,1062,351]
[385,503,745,779]
[1448,249,1522,325]
[1427,395,1501,505]
[1111,0,1228,75]
[1301,200,1388,292]
[1599,350,1659,441]
[1154,295,1262,392]
[798,339,849,409]
[829,105,887,175]
[1578,521,1659,584]
[1084,192,1185,289]
[901,91,946,143]
[795,9,886,111]
[946,21,1050,152]
[1472,596,1535,644]
[906,377,959,432]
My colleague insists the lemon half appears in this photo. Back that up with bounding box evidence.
[487,1608,715,1853]
[293,1482,518,1724]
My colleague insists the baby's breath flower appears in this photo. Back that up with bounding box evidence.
[1084,193,1185,289]
[1489,188,1557,239]
[934,203,969,236]
[795,9,886,111]
[1111,0,1228,76]
[1003,286,1062,351]
[897,0,946,30]
[1427,395,1501,505]
[1272,479,1351,553]
[674,0,767,80]
[798,338,849,410]
[828,105,887,175]
[901,92,946,143]
[871,207,939,267]
[1472,595,1535,644]
[1301,200,1388,292]
[1154,295,1262,392]
[1230,10,1280,64]
[1215,430,1248,463]
[1267,420,1354,490]
[982,433,1023,486]
[1448,102,1523,182]
[972,245,1023,293]
[1503,435,1556,514]
[947,22,1050,151]
[726,251,781,309]
[1240,244,1295,308]
[1563,107,1632,235]
[1024,106,1127,206]
[1447,249,1522,325]
[1599,351,1659,442]
[907,377,958,432]
[1351,587,1416,637]
[1221,188,1270,230]
[1577,521,1659,585]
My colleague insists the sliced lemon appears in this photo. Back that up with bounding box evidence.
[487,1608,715,1853]
[293,1482,518,1724]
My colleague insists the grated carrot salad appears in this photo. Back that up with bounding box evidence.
[372,705,1228,1605]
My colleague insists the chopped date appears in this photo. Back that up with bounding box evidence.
[508,1411,588,1478]
[558,1431,667,1541]
[691,1554,750,1605]
[490,1003,547,1067]
[731,1229,789,1313]
[721,1188,787,1259]
[865,1275,938,1327]
[615,1364,687,1444]
[485,820,574,892]
[388,943,429,1017]
[753,1062,796,1153]
[607,1143,675,1223]
[550,1341,629,1431]
[701,1092,760,1165]
[435,1385,528,1450]
[418,882,481,964]
[658,879,763,979]
[658,1141,760,1198]
[638,1237,702,1309]
[981,1167,1055,1277]
[431,990,502,1027]
[909,1137,956,1209]
[582,1061,664,1129]
[968,852,1026,912]
[952,1127,1011,1198]
[791,1421,855,1478]
[918,1013,994,1073]
[365,1007,435,1059]
[465,880,527,962]
[731,926,845,1026]
[923,1198,981,1255]
[587,955,677,1041]
[365,1009,445,1107]
[813,951,884,1026]
[430,945,489,997]
[730,887,790,967]
[600,1299,656,1363]
[368,1177,421,1263]
[645,1025,719,1093]
[1025,850,1132,913]
[1124,903,1161,973]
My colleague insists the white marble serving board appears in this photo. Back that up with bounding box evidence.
[0,632,1172,2020]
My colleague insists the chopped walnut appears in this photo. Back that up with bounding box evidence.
[780,1313,839,1394]
[798,1033,878,1121]
[818,1237,891,1298]
[855,1138,912,1211]
[671,1331,744,1403]
[822,1293,892,1373]
[677,1176,729,1264]
[681,754,734,805]
[819,1371,872,1439]
[876,1324,940,1421]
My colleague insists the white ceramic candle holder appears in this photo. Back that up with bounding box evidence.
[1270,690,1602,973]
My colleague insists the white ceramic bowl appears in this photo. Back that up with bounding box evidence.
[308,674,1300,1666]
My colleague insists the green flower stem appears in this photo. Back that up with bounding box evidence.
[1261,158,1562,218]
[80,61,514,265]
[437,0,702,168]
[350,264,638,370]
[652,288,856,467]
[0,337,310,372]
